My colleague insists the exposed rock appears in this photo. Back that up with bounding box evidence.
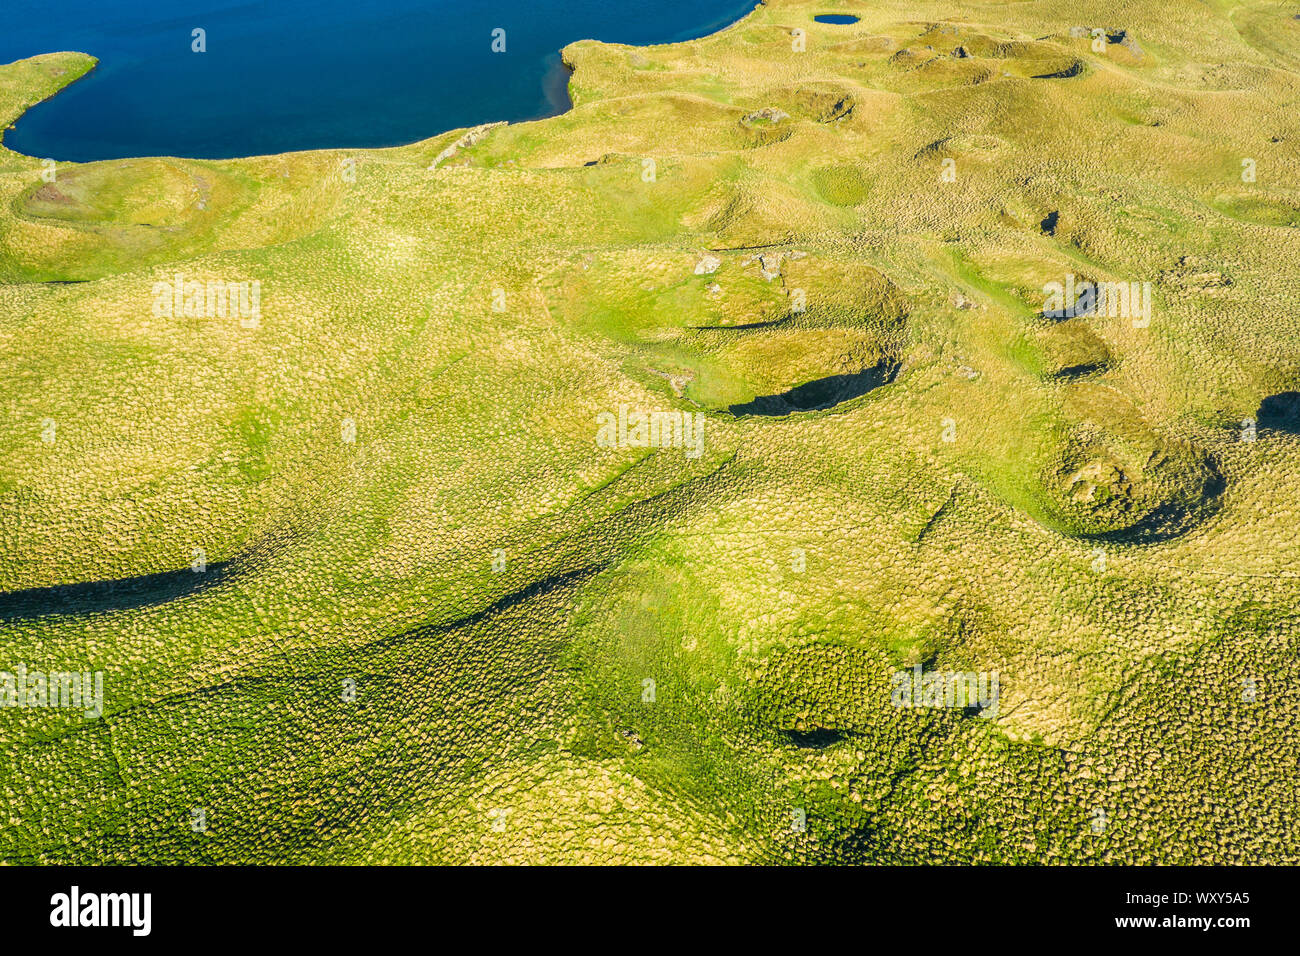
[1108,29,1143,58]
[758,252,784,279]
[429,121,507,169]
[694,253,722,275]
[742,107,790,124]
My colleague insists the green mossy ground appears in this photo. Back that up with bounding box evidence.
[1,1,1299,863]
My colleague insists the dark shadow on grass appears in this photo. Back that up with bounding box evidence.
[729,362,898,416]
[1054,361,1109,380]
[1032,60,1084,79]
[0,562,234,623]
[424,565,601,635]
[783,728,848,748]
[1258,391,1300,434]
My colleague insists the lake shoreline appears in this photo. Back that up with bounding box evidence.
[2,1,760,164]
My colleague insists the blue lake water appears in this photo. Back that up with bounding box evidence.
[0,0,757,161]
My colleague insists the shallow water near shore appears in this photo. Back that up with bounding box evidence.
[0,0,756,161]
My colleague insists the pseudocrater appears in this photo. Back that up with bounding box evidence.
[1039,430,1224,543]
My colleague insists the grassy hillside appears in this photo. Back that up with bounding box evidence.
[1,0,1299,863]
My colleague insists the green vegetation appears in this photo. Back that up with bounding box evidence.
[1,0,1298,864]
